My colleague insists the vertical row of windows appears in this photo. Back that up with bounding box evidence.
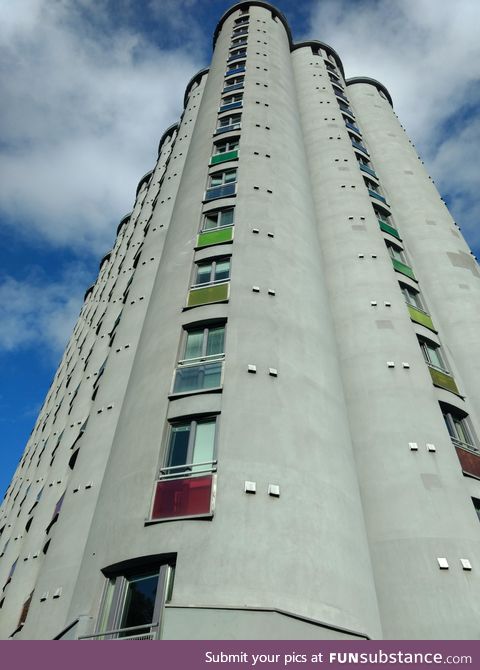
[332,68,478,462]
[88,8,252,642]
[149,8,251,530]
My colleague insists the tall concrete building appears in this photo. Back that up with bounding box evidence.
[1,0,480,641]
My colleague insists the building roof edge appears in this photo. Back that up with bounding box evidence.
[346,77,393,107]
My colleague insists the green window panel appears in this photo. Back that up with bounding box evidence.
[391,257,416,280]
[187,282,230,308]
[428,367,460,395]
[196,226,234,249]
[379,220,401,240]
[407,304,436,332]
[210,150,239,166]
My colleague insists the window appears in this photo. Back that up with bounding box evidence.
[349,133,368,153]
[202,208,234,231]
[333,84,346,99]
[400,283,424,311]
[216,114,241,133]
[205,169,237,200]
[194,258,230,286]
[418,338,448,372]
[232,26,248,36]
[226,60,245,74]
[442,406,477,452]
[472,498,480,522]
[17,591,34,630]
[223,75,244,91]
[214,138,239,155]
[231,36,247,47]
[151,418,217,521]
[229,48,247,60]
[164,417,217,474]
[234,16,249,25]
[219,93,243,114]
[209,169,236,188]
[221,93,243,106]
[363,177,383,196]
[91,560,175,640]
[386,242,407,263]
[46,492,65,534]
[172,324,225,394]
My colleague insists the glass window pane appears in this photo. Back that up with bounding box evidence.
[196,262,212,284]
[214,260,230,282]
[206,326,225,356]
[120,572,159,634]
[204,212,219,230]
[167,425,190,468]
[224,170,237,183]
[453,417,471,444]
[184,330,204,359]
[220,209,234,226]
[210,174,222,186]
[427,345,444,369]
[193,420,216,467]
[173,362,222,394]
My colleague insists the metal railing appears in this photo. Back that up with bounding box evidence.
[451,437,478,454]
[222,83,244,94]
[345,121,361,134]
[368,188,387,204]
[79,622,159,640]
[351,139,369,154]
[214,123,241,135]
[204,183,236,200]
[359,163,377,178]
[158,460,217,480]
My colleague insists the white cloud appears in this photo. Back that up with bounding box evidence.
[305,0,480,252]
[0,0,203,253]
[0,263,92,355]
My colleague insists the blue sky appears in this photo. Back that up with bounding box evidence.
[1,0,479,497]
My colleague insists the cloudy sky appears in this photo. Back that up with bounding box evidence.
[1,0,479,495]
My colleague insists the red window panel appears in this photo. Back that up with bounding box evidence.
[455,446,480,478]
[152,476,213,520]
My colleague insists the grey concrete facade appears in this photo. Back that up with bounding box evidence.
[1,1,480,640]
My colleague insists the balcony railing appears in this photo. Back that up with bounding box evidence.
[378,220,400,239]
[454,442,480,478]
[210,150,239,166]
[197,225,234,249]
[427,366,460,396]
[368,188,388,205]
[222,82,244,94]
[187,281,230,307]
[391,257,416,281]
[214,123,241,136]
[204,183,236,201]
[345,121,361,134]
[225,66,245,76]
[227,54,246,63]
[359,163,377,178]
[339,104,355,117]
[79,623,158,641]
[334,89,348,102]
[219,101,242,113]
[152,469,216,520]
[172,356,224,394]
[351,139,369,155]
[406,304,436,332]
